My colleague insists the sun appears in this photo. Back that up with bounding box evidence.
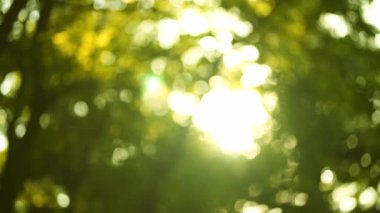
[192,87,271,159]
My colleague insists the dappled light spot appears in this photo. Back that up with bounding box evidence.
[358,187,377,210]
[293,193,308,207]
[172,113,192,127]
[346,134,358,149]
[355,75,366,87]
[243,205,268,213]
[14,200,27,212]
[268,208,282,213]
[248,0,273,17]
[199,36,218,51]
[52,31,76,55]
[239,45,260,62]
[370,164,380,178]
[96,29,114,48]
[373,34,380,49]
[282,135,297,150]
[100,50,116,66]
[25,14,39,35]
[141,142,156,157]
[320,168,335,186]
[377,182,380,194]
[179,8,209,36]
[93,0,128,10]
[216,31,233,53]
[151,57,167,74]
[0,71,22,97]
[193,80,209,95]
[275,190,291,204]
[181,46,204,68]
[236,201,281,213]
[223,45,260,69]
[10,21,23,40]
[241,63,271,88]
[168,91,198,116]
[248,184,262,197]
[1,0,12,13]
[73,101,89,117]
[158,18,181,49]
[119,89,133,103]
[371,110,380,125]
[338,197,357,212]
[362,0,380,31]
[0,108,7,128]
[112,147,129,166]
[94,95,107,109]
[319,13,350,38]
[331,182,358,212]
[343,114,371,132]
[360,153,372,168]
[348,163,361,177]
[372,98,380,110]
[232,20,253,38]
[192,0,221,7]
[56,192,70,208]
[172,72,193,91]
[15,123,26,139]
[140,0,155,9]
[39,114,51,129]
[133,20,156,46]
[0,133,8,152]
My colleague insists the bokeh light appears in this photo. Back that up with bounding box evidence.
[321,168,335,186]
[0,71,22,97]
[56,192,70,208]
[362,0,380,31]
[319,13,350,38]
[73,101,89,117]
[358,187,377,210]
[0,133,8,153]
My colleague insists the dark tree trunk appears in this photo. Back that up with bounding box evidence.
[0,1,55,211]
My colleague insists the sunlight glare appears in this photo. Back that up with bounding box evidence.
[193,87,270,158]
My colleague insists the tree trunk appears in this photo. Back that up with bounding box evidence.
[0,2,54,210]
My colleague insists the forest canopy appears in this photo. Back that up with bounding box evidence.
[1,0,380,212]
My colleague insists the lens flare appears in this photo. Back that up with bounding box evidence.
[193,88,271,158]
